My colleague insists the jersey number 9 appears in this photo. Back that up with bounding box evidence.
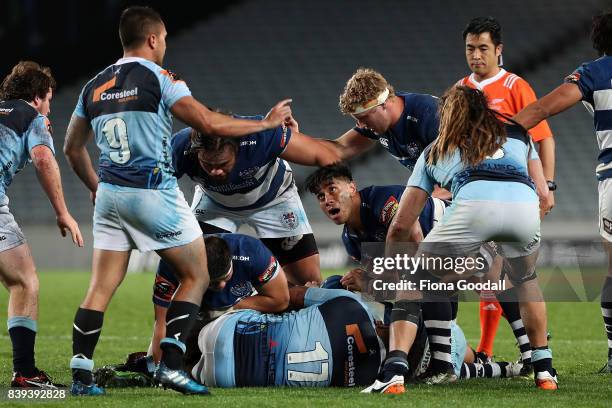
[103,117,131,164]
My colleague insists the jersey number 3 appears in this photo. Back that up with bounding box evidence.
[287,342,329,382]
[103,117,131,164]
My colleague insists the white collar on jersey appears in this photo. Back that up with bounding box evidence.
[115,56,149,65]
[468,68,507,90]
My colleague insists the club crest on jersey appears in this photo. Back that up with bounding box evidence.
[258,257,277,283]
[280,211,299,230]
[230,281,254,298]
[565,72,581,83]
[380,196,399,225]
[406,142,421,159]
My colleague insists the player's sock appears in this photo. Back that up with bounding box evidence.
[601,276,612,360]
[460,362,511,378]
[422,302,453,371]
[380,350,409,379]
[531,346,553,375]
[498,287,532,364]
[7,317,37,377]
[477,292,502,356]
[71,308,104,385]
[160,300,200,370]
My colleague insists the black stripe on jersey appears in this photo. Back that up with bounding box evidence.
[318,296,381,387]
[81,62,161,120]
[0,100,38,135]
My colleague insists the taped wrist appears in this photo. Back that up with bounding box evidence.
[390,300,421,325]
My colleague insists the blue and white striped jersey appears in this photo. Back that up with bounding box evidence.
[73,57,191,189]
[172,119,293,210]
[565,56,612,180]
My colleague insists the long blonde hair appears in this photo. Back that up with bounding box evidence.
[428,86,506,166]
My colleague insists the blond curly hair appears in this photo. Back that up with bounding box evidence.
[339,68,395,115]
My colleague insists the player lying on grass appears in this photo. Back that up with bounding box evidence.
[149,233,290,362]
[305,163,535,378]
[96,286,523,388]
[171,114,340,286]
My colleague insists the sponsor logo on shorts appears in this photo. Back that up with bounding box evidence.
[0,236,6,241]
[603,217,612,235]
[240,140,257,146]
[379,138,389,148]
[379,196,399,226]
[258,257,277,283]
[155,230,183,240]
[280,211,299,230]
[232,255,250,262]
[345,324,368,387]
[194,209,206,215]
[2,161,13,172]
[526,236,540,251]
[230,281,254,298]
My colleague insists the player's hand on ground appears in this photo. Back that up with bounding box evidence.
[284,116,299,134]
[263,99,292,129]
[57,212,84,247]
[341,268,365,291]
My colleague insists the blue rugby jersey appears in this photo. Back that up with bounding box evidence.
[154,233,280,309]
[565,56,612,180]
[354,92,439,169]
[342,185,440,261]
[73,57,191,189]
[207,288,382,387]
[0,99,55,199]
[172,117,293,210]
[408,124,539,202]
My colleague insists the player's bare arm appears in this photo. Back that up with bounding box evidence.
[527,158,550,216]
[513,83,583,130]
[538,137,556,213]
[171,96,293,137]
[63,114,99,196]
[322,129,377,161]
[234,267,290,313]
[386,187,429,243]
[280,119,341,166]
[31,145,84,247]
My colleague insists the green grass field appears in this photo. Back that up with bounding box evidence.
[0,270,610,407]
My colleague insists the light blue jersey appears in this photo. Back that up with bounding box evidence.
[194,288,383,388]
[408,124,538,202]
[0,100,55,199]
[73,57,191,189]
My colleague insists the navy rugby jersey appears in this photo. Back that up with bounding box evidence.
[155,233,281,310]
[342,185,439,261]
[354,92,439,169]
[0,99,55,199]
[73,57,191,189]
[565,56,612,181]
[172,117,293,210]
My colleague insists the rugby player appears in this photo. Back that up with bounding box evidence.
[367,86,556,394]
[457,16,556,363]
[0,61,83,388]
[306,163,533,379]
[63,6,292,395]
[149,233,290,362]
[171,115,339,286]
[513,11,612,373]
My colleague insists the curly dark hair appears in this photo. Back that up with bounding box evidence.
[305,162,353,195]
[462,16,503,46]
[591,11,612,56]
[0,61,56,102]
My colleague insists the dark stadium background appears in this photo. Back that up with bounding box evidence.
[0,0,609,271]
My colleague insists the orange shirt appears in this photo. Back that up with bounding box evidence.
[457,69,552,142]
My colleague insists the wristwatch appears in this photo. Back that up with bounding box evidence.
[546,180,557,191]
